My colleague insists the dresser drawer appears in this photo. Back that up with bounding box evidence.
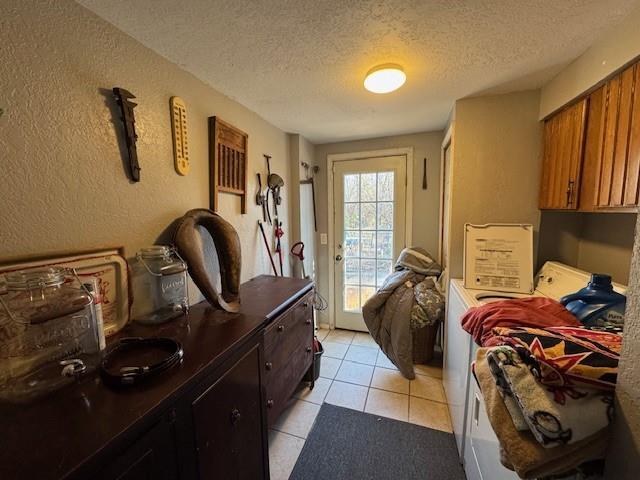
[263,293,313,362]
[263,291,314,427]
[264,341,314,426]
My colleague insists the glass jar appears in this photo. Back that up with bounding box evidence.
[131,246,189,325]
[0,267,100,402]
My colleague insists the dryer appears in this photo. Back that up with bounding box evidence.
[442,261,625,480]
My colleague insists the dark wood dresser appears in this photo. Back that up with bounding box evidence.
[0,275,314,480]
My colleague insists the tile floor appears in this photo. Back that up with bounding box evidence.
[268,327,452,480]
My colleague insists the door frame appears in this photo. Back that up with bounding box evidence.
[326,147,414,329]
[438,124,454,266]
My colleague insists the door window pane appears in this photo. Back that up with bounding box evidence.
[377,172,394,201]
[341,170,397,314]
[344,174,359,202]
[360,174,376,201]
[361,231,376,258]
[361,259,376,286]
[344,203,359,229]
[345,286,360,311]
[345,259,360,284]
[360,203,376,230]
[345,231,360,257]
[377,231,393,259]
[376,260,393,286]
[377,202,393,230]
[361,286,376,306]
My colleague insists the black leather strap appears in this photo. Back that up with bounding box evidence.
[100,337,183,387]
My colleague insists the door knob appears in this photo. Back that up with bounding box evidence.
[335,254,343,262]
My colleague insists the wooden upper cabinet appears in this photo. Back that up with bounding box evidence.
[595,63,640,208]
[539,99,587,209]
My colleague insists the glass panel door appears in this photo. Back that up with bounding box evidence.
[333,156,406,331]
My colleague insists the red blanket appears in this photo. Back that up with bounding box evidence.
[461,297,581,346]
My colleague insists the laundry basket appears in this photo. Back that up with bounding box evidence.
[412,323,439,364]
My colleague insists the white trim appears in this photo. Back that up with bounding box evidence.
[326,147,414,329]
[438,124,453,265]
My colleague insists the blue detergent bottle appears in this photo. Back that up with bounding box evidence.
[560,274,626,328]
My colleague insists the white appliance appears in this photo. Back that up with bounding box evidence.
[464,223,534,294]
[442,261,626,480]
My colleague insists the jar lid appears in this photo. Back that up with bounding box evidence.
[139,246,171,258]
[5,267,66,290]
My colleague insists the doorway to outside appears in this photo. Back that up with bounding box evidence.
[328,150,411,332]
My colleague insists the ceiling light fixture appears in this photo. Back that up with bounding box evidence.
[364,64,406,94]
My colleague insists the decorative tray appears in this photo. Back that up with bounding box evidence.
[0,248,130,336]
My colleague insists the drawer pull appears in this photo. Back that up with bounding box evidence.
[265,362,273,370]
[306,347,312,353]
[230,408,241,424]
[277,325,285,332]
[302,302,309,308]
[305,319,312,325]
[267,399,274,408]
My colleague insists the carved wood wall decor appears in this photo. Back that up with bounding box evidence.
[208,117,248,213]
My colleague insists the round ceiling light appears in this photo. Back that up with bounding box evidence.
[364,64,406,94]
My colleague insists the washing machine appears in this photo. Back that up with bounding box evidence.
[442,261,626,480]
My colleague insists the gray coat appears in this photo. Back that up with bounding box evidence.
[362,269,425,379]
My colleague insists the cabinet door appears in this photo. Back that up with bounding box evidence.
[539,99,587,209]
[596,63,640,207]
[99,418,178,480]
[192,345,266,480]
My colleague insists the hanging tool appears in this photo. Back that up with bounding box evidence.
[422,157,427,190]
[258,220,278,276]
[113,87,141,182]
[265,153,284,219]
[274,219,284,277]
[256,173,268,223]
[291,242,306,278]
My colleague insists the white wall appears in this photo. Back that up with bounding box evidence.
[312,131,444,324]
[540,4,640,118]
[0,0,291,282]
[447,91,543,278]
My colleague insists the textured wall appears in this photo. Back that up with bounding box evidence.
[0,0,291,282]
[447,91,543,279]
[538,212,636,283]
[605,214,640,478]
[540,3,640,118]
[313,131,444,324]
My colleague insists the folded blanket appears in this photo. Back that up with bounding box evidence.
[461,297,581,347]
[475,348,610,479]
[493,326,622,390]
[394,247,442,276]
[486,346,613,447]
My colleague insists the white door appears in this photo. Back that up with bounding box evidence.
[333,156,407,331]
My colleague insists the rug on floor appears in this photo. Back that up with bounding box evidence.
[289,403,466,480]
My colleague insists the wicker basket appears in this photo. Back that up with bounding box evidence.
[412,323,439,364]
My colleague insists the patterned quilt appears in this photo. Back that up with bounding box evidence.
[491,326,622,390]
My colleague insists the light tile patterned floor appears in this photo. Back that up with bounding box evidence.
[268,327,452,480]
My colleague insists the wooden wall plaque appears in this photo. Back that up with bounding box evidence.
[208,116,248,213]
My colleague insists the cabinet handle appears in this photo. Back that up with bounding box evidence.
[473,393,480,427]
[230,408,241,424]
[305,319,312,325]
[277,325,284,332]
[267,399,274,408]
[306,346,312,353]
[566,180,575,207]
[265,362,273,370]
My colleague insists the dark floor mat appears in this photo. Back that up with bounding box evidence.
[289,403,466,480]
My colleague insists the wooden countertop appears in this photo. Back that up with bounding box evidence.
[0,275,313,480]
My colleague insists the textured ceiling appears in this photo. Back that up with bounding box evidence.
[78,0,639,143]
